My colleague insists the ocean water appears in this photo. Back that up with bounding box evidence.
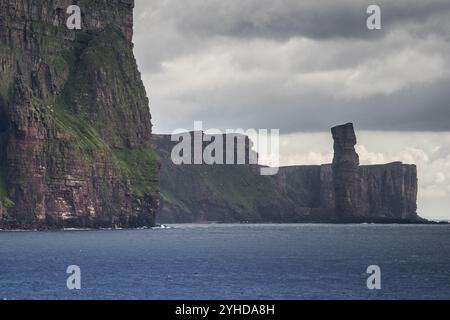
[0,224,449,300]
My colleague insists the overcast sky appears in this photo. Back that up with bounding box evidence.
[133,0,450,219]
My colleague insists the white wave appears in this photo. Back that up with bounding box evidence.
[152,224,172,230]
[63,228,92,231]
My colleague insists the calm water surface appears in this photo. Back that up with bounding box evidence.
[0,224,449,300]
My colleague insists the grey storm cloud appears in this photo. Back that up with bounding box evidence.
[133,0,450,133]
[137,0,450,41]
[170,78,450,134]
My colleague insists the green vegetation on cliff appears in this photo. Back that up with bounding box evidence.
[113,148,160,197]
[63,27,152,149]
[50,96,109,154]
[40,26,159,196]
[155,136,294,223]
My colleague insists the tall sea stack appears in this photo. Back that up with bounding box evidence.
[332,123,361,219]
[0,0,160,229]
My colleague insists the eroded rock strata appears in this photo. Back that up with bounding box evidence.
[0,0,159,229]
[155,124,421,224]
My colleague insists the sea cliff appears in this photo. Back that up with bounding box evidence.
[155,124,421,224]
[0,0,159,229]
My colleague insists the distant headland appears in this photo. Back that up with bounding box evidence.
[155,123,426,224]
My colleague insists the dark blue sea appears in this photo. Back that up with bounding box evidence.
[0,224,449,300]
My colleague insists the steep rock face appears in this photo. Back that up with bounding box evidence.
[155,133,338,223]
[274,165,336,221]
[154,134,298,223]
[331,124,419,222]
[0,0,159,229]
[155,124,420,224]
[359,163,418,221]
[332,123,361,219]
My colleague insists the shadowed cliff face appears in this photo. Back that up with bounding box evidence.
[332,123,361,219]
[155,124,420,224]
[0,0,160,229]
[331,123,418,222]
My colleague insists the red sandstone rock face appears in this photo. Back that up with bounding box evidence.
[0,0,160,229]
